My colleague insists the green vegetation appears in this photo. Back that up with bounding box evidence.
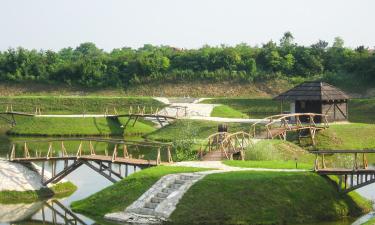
[246,140,314,163]
[146,119,250,142]
[71,166,208,219]
[1,34,375,93]
[223,160,312,169]
[7,116,155,136]
[361,217,375,225]
[210,105,248,118]
[0,96,164,114]
[203,97,286,118]
[0,181,76,204]
[312,123,375,150]
[203,97,375,122]
[169,171,372,225]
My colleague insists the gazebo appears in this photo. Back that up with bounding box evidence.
[274,81,349,122]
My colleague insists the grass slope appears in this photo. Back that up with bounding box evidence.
[203,97,375,123]
[210,105,248,118]
[71,166,208,219]
[169,171,372,225]
[145,119,251,142]
[0,181,76,204]
[8,116,155,136]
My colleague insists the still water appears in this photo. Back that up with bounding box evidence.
[0,131,374,225]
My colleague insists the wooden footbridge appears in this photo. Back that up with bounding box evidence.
[311,150,375,193]
[8,138,173,185]
[200,131,253,161]
[0,105,178,127]
[251,113,329,145]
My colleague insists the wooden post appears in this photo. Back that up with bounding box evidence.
[354,153,358,170]
[24,142,30,158]
[10,144,15,161]
[123,145,129,158]
[167,146,173,163]
[89,141,96,155]
[41,161,45,183]
[47,142,53,159]
[112,145,118,162]
[156,147,161,165]
[76,142,83,158]
[314,154,319,171]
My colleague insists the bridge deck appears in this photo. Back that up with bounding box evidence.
[316,169,375,175]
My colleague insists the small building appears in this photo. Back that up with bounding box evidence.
[273,81,349,122]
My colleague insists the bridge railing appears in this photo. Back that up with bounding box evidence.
[8,138,174,165]
[251,113,329,139]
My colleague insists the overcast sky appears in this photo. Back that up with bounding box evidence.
[1,0,374,51]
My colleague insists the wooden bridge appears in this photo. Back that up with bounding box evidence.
[0,104,178,127]
[251,113,329,145]
[311,150,375,193]
[200,131,253,161]
[8,138,173,185]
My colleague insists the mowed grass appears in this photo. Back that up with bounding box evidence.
[169,171,372,225]
[145,119,251,142]
[70,166,208,219]
[0,181,76,204]
[210,105,248,118]
[0,96,164,114]
[202,98,287,118]
[223,160,312,170]
[203,97,375,123]
[8,116,155,136]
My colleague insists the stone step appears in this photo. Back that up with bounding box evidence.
[174,179,186,184]
[138,207,155,216]
[144,202,158,209]
[169,183,182,189]
[156,192,169,198]
[161,188,174,194]
[150,197,165,204]
[180,175,200,180]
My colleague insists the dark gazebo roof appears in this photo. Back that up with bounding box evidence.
[273,81,349,101]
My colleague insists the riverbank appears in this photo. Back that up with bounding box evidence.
[0,160,77,204]
[71,165,372,225]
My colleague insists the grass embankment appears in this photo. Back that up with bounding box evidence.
[0,96,164,114]
[145,119,250,142]
[210,105,248,118]
[169,171,372,225]
[0,181,77,204]
[203,97,375,123]
[7,116,155,136]
[362,217,375,225]
[71,166,208,219]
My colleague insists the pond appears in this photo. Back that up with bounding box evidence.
[0,130,374,225]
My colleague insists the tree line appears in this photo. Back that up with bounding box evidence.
[0,32,374,88]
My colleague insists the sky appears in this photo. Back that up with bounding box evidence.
[0,0,374,51]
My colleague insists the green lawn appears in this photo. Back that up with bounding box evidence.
[245,140,314,163]
[70,166,208,219]
[8,116,155,136]
[0,96,165,115]
[361,217,375,225]
[223,160,312,170]
[203,97,375,123]
[0,181,76,204]
[169,171,372,225]
[145,119,251,142]
[210,105,248,118]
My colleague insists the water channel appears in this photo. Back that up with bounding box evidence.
[0,129,374,225]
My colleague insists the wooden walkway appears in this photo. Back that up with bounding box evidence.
[8,138,173,185]
[252,113,329,145]
[311,150,375,193]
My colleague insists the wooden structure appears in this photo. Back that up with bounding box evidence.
[0,105,178,127]
[274,81,349,122]
[311,150,375,193]
[8,138,173,185]
[251,113,329,145]
[200,131,253,161]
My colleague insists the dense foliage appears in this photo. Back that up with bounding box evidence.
[0,32,374,87]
